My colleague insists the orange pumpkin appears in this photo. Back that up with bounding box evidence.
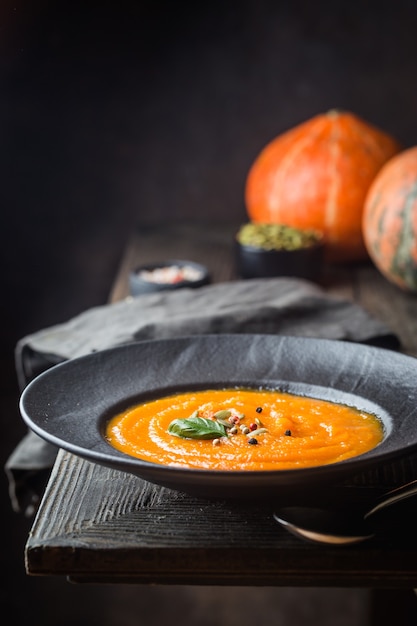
[363,146,417,292]
[245,110,401,262]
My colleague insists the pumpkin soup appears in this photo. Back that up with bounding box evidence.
[106,388,384,471]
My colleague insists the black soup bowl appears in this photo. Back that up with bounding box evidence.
[19,334,417,502]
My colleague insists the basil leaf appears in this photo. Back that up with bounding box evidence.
[167,416,227,440]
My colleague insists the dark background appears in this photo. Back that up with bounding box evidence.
[2,1,417,624]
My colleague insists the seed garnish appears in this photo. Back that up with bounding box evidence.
[168,404,271,445]
[246,428,268,437]
[215,417,232,427]
[214,409,231,420]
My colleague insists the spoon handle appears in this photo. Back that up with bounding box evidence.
[366,478,417,519]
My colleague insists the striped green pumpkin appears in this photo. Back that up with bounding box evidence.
[363,146,417,292]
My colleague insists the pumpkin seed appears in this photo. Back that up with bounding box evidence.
[236,222,322,251]
[246,427,268,437]
[214,409,232,420]
[215,417,232,427]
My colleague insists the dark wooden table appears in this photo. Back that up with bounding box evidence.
[25,222,417,589]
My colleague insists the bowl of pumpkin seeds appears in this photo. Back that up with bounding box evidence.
[235,222,324,282]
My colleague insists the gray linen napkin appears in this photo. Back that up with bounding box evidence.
[6,277,399,514]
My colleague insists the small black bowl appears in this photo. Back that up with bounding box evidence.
[129,260,210,296]
[235,241,324,282]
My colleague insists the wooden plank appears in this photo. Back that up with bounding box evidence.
[25,452,417,586]
[353,264,417,357]
[109,221,238,302]
[25,221,417,584]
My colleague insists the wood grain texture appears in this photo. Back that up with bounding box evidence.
[26,452,417,586]
[26,221,417,584]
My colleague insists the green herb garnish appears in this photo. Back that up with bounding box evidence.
[167,416,227,440]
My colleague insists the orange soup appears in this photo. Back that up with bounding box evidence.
[106,388,384,471]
